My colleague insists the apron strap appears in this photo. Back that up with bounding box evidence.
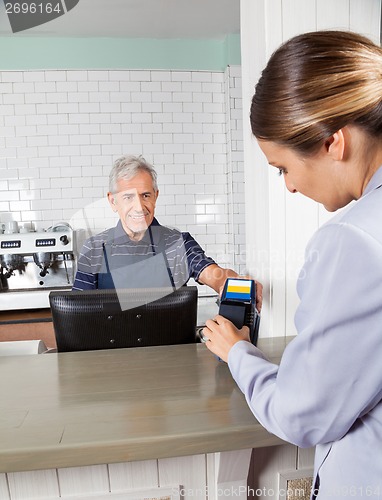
[102,242,112,274]
[149,226,176,290]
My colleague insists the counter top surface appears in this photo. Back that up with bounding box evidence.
[0,337,292,473]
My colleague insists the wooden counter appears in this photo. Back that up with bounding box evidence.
[0,337,291,474]
[0,308,56,348]
[0,309,52,323]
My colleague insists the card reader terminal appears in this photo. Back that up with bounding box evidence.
[218,278,260,345]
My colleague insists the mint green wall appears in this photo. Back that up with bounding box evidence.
[0,34,240,70]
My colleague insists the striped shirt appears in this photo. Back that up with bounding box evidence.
[72,218,215,291]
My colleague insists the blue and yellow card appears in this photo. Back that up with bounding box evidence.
[225,279,252,301]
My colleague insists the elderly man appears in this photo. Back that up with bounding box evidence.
[73,155,262,308]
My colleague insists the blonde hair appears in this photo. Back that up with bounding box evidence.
[250,30,382,154]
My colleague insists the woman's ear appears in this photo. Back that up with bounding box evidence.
[324,128,345,161]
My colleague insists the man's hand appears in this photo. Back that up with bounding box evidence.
[198,265,263,312]
[202,315,250,362]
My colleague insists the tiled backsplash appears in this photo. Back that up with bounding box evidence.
[0,66,245,274]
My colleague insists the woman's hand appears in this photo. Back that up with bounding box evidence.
[202,315,251,362]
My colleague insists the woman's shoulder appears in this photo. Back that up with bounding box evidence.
[322,186,382,245]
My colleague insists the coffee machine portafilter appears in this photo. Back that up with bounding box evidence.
[0,254,24,279]
[33,252,55,277]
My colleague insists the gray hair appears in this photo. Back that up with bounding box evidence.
[109,155,158,193]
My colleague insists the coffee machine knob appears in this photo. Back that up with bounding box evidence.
[60,235,69,245]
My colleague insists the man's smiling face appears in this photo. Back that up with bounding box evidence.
[108,171,159,240]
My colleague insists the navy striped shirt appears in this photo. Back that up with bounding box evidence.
[72,218,215,291]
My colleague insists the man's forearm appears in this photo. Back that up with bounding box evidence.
[198,264,239,294]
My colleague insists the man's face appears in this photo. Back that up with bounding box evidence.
[108,171,159,240]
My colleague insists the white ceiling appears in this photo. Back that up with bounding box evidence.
[0,0,241,38]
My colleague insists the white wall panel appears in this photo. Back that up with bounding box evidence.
[281,0,319,335]
[240,0,272,337]
[1,452,254,500]
[282,0,317,39]
[350,0,382,43]
[58,464,110,496]
[108,460,159,491]
[0,474,10,500]
[7,469,59,499]
[265,0,287,338]
[316,0,350,30]
[248,444,297,497]
[264,0,283,54]
[158,454,206,500]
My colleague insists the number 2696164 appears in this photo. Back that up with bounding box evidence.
[5,3,62,15]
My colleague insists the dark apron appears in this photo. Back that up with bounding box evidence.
[97,225,176,290]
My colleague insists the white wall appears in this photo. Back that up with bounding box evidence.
[0,66,246,281]
[241,0,382,338]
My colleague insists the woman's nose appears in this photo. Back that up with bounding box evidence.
[285,178,297,194]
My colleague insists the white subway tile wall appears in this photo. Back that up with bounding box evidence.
[0,67,246,275]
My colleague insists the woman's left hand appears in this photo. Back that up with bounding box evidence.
[202,315,251,362]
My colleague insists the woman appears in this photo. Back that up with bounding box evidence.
[203,30,382,498]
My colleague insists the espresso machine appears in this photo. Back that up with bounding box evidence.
[0,223,76,294]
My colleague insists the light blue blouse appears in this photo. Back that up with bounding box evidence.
[228,166,382,499]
